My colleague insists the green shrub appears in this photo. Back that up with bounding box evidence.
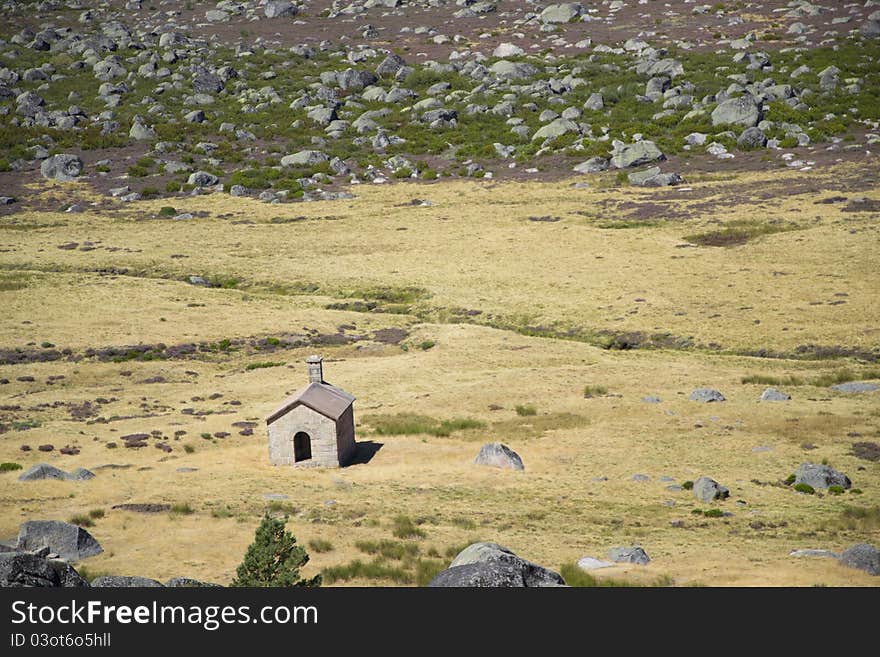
[559,563,672,587]
[170,503,195,515]
[232,514,320,587]
[69,514,94,527]
[392,515,426,540]
[827,485,845,495]
[784,474,796,486]
[682,480,694,490]
[157,206,177,217]
[366,413,483,437]
[793,483,815,495]
[0,462,22,472]
[515,404,537,417]
[307,539,334,553]
[322,559,412,585]
[583,385,608,398]
[355,539,420,560]
[183,444,195,454]
[419,340,435,350]
[88,509,105,519]
[703,509,725,518]
[200,433,212,440]
[246,361,286,371]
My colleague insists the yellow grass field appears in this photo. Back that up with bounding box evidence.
[0,164,878,586]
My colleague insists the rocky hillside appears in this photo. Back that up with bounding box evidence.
[1,0,878,207]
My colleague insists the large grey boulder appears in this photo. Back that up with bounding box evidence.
[16,521,102,561]
[281,150,329,167]
[91,575,164,587]
[689,388,725,402]
[693,476,730,503]
[165,577,222,587]
[607,546,650,565]
[337,69,378,91]
[737,126,767,150]
[645,58,684,78]
[532,118,579,142]
[474,443,524,470]
[760,387,790,401]
[860,20,880,39]
[794,463,851,490]
[628,167,682,187]
[129,120,157,141]
[187,171,219,187]
[838,544,879,576]
[610,140,665,168]
[40,154,83,182]
[711,95,762,127]
[0,550,89,588]
[376,53,406,78]
[68,467,95,481]
[573,157,609,174]
[430,542,564,587]
[830,382,878,393]
[540,3,583,23]
[18,463,69,481]
[489,60,538,80]
[264,1,298,18]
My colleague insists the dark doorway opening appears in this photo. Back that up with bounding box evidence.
[293,431,312,462]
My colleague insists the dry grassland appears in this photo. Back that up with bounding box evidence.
[0,164,878,586]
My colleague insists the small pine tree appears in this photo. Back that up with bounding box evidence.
[231,514,321,587]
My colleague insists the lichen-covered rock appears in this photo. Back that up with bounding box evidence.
[607,546,650,565]
[693,476,729,503]
[689,388,725,402]
[90,575,164,587]
[610,140,665,168]
[0,550,89,587]
[430,542,564,587]
[40,154,83,181]
[474,443,524,470]
[16,521,102,561]
[838,543,879,575]
[794,463,851,490]
[711,95,762,127]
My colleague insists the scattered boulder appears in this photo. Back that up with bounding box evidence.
[281,150,329,167]
[540,3,583,24]
[165,577,222,587]
[0,549,89,587]
[429,542,564,587]
[790,549,838,559]
[627,167,682,187]
[187,171,219,187]
[830,382,878,393]
[532,118,579,142]
[573,157,609,174]
[576,556,614,570]
[737,126,767,150]
[493,43,524,58]
[264,1,298,18]
[18,463,69,481]
[689,388,725,402]
[610,140,665,168]
[607,546,650,565]
[16,520,103,561]
[40,154,83,182]
[760,388,791,402]
[489,60,538,80]
[474,443,524,470]
[90,575,164,587]
[693,476,730,503]
[794,463,851,490]
[838,544,879,576]
[711,95,762,127]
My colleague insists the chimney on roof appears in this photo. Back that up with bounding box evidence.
[306,355,323,384]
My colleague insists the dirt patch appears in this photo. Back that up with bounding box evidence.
[111,503,171,513]
[851,442,880,462]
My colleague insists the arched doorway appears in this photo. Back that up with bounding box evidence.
[293,431,312,462]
